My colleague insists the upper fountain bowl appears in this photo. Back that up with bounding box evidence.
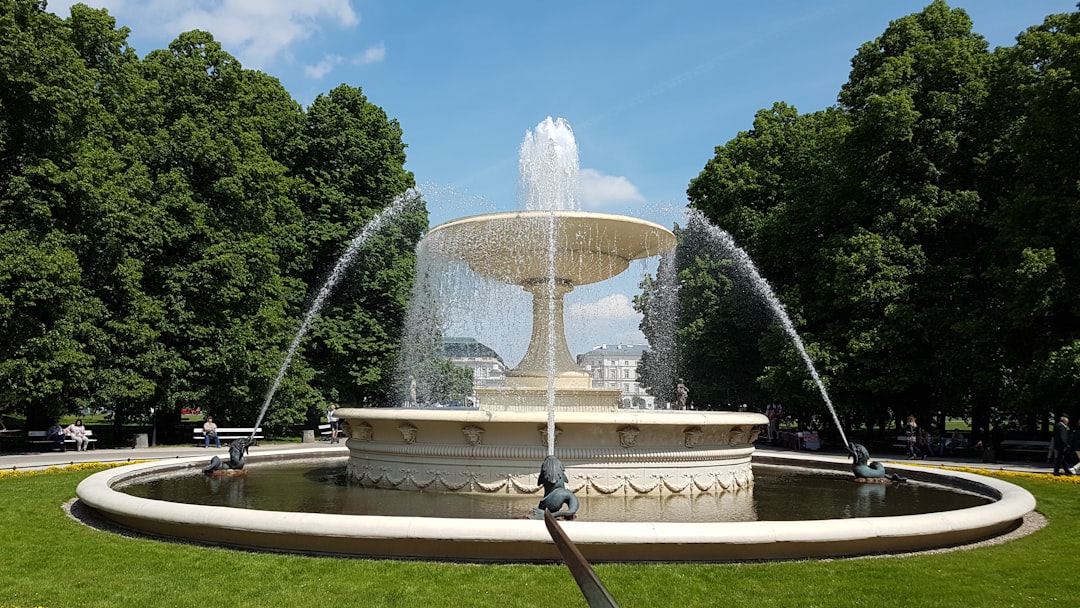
[424,211,677,287]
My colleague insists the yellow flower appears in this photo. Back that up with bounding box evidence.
[0,461,151,479]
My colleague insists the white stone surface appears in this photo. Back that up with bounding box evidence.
[76,447,1036,562]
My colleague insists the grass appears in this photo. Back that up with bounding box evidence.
[1,465,1078,608]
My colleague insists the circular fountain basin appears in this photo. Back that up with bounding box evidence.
[76,447,1036,562]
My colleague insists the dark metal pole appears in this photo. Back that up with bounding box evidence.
[543,510,620,608]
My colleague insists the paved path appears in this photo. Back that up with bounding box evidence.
[0,439,1054,475]
[0,441,346,472]
[756,444,1055,475]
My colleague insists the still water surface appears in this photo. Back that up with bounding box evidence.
[121,459,989,523]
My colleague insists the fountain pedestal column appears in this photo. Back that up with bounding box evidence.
[505,279,590,390]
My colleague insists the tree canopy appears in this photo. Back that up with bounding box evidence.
[0,0,422,436]
[648,1,1080,441]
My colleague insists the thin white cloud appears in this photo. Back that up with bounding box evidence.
[305,54,344,79]
[578,168,646,209]
[353,43,386,65]
[53,0,359,69]
[568,294,641,321]
[566,294,647,354]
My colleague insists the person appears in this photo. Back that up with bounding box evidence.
[767,403,784,441]
[1052,414,1075,476]
[927,432,946,458]
[904,415,924,459]
[64,419,90,452]
[46,421,67,450]
[675,379,689,411]
[327,404,340,443]
[202,416,220,448]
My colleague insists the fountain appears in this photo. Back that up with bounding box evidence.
[75,117,1036,562]
[336,117,766,497]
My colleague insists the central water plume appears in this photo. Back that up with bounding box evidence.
[519,117,580,454]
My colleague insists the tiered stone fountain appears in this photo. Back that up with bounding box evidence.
[336,119,767,498]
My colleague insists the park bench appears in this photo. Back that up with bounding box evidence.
[317,423,342,440]
[193,427,263,446]
[998,438,1052,462]
[27,429,97,451]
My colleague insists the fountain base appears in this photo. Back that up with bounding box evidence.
[473,385,620,411]
[337,408,766,495]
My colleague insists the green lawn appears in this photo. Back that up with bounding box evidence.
[1,465,1077,608]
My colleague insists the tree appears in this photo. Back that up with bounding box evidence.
[985,9,1080,419]
[827,0,993,431]
[292,85,424,410]
[683,103,849,419]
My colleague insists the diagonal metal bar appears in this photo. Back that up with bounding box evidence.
[543,511,620,608]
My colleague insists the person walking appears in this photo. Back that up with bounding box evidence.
[1052,414,1075,476]
[327,404,341,443]
[904,415,924,459]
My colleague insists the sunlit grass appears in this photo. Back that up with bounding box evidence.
[1,465,1077,608]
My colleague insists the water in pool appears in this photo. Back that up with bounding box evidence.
[120,459,989,523]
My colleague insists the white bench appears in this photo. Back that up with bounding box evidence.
[193,427,263,446]
[27,429,97,451]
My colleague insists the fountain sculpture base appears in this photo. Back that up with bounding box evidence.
[337,408,767,496]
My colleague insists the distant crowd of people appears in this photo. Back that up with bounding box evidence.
[902,415,968,459]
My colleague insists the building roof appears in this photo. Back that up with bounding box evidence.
[582,343,650,357]
[441,337,504,362]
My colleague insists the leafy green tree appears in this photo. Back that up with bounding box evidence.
[292,85,424,410]
[825,0,993,432]
[682,103,851,423]
[984,8,1080,420]
[0,0,112,426]
[0,3,427,437]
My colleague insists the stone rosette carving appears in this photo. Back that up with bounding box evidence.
[538,425,562,447]
[351,421,373,441]
[728,426,745,446]
[397,422,418,444]
[461,424,485,446]
[684,426,704,449]
[617,425,640,448]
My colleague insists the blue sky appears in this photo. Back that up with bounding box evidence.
[52,1,1079,363]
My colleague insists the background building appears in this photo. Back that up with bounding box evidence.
[441,337,507,390]
[576,343,655,409]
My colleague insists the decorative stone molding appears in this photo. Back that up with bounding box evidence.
[461,424,485,446]
[351,421,373,442]
[346,461,755,496]
[728,426,745,446]
[538,425,562,447]
[616,425,640,448]
[397,422,418,444]
[684,426,704,449]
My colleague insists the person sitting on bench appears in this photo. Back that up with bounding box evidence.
[46,422,67,449]
[203,417,221,448]
[64,419,90,452]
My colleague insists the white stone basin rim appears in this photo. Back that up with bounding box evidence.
[334,407,769,425]
[75,447,1036,562]
[423,211,677,287]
